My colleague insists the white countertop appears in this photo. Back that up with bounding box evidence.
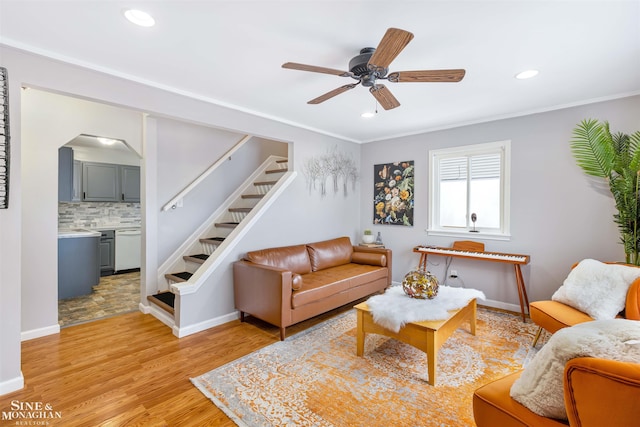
[58,228,102,239]
[91,225,141,231]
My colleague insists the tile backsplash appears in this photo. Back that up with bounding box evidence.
[59,202,141,228]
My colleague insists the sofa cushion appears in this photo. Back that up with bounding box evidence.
[352,251,386,267]
[306,236,353,272]
[292,264,388,308]
[246,244,312,274]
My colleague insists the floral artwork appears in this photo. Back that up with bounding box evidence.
[373,160,414,226]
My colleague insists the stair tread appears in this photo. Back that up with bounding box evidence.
[276,159,288,163]
[165,271,193,282]
[185,253,209,261]
[215,222,239,228]
[200,237,226,242]
[241,194,264,199]
[265,168,288,174]
[254,181,277,186]
[147,292,175,314]
[228,207,252,212]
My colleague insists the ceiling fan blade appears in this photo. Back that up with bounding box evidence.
[367,28,414,72]
[387,69,466,83]
[369,84,400,110]
[308,84,358,104]
[282,62,352,77]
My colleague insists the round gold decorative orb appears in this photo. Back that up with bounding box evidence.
[402,269,439,299]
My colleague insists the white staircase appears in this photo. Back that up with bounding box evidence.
[147,155,292,324]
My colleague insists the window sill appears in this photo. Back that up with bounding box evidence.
[426,229,511,241]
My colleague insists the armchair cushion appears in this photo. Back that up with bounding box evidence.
[510,319,640,420]
[551,259,640,320]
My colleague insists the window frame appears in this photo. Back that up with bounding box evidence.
[428,140,511,240]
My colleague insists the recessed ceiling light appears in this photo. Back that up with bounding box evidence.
[361,112,376,118]
[124,9,155,27]
[97,137,118,146]
[515,70,539,80]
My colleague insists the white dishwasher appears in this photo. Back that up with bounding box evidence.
[115,229,141,272]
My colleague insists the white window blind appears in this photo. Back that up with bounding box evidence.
[428,140,511,238]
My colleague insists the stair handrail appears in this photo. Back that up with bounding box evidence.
[161,134,253,211]
[171,169,297,295]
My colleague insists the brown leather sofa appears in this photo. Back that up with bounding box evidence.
[233,236,392,340]
[473,357,640,427]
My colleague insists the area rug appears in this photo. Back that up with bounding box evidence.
[192,307,538,426]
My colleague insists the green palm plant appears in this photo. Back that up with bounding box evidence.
[570,119,640,265]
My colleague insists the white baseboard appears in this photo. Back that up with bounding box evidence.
[480,298,522,314]
[21,324,60,341]
[0,373,24,395]
[173,311,239,338]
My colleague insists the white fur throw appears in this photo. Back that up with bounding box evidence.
[552,259,640,320]
[510,319,640,420]
[366,285,485,333]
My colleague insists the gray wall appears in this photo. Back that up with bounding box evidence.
[155,117,288,263]
[1,40,637,396]
[0,45,361,394]
[361,95,640,311]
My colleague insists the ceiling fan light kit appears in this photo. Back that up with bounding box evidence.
[515,69,539,79]
[282,27,466,111]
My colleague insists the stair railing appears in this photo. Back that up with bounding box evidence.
[161,134,253,211]
[155,154,288,287]
[171,169,297,295]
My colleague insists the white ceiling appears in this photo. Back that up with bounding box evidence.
[1,1,639,143]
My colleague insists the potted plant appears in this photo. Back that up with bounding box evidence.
[570,119,640,265]
[362,229,375,244]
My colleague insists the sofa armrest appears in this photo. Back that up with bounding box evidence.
[564,357,640,427]
[353,246,392,286]
[626,278,640,320]
[233,260,293,327]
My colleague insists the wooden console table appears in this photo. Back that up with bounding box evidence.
[413,241,531,321]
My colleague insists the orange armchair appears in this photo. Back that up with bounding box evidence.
[529,263,640,346]
[473,357,640,427]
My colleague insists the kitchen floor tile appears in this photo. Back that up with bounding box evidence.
[58,271,140,327]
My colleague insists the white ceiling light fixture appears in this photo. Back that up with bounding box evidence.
[97,137,119,146]
[124,9,155,27]
[515,69,539,80]
[362,100,379,118]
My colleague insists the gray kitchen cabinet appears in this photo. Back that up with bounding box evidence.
[72,160,82,201]
[82,162,119,202]
[58,233,100,299]
[58,147,74,202]
[120,165,140,202]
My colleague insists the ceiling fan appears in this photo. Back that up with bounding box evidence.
[282,28,466,111]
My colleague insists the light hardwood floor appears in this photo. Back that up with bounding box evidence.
[0,305,354,426]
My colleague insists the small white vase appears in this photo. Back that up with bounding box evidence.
[362,234,375,244]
